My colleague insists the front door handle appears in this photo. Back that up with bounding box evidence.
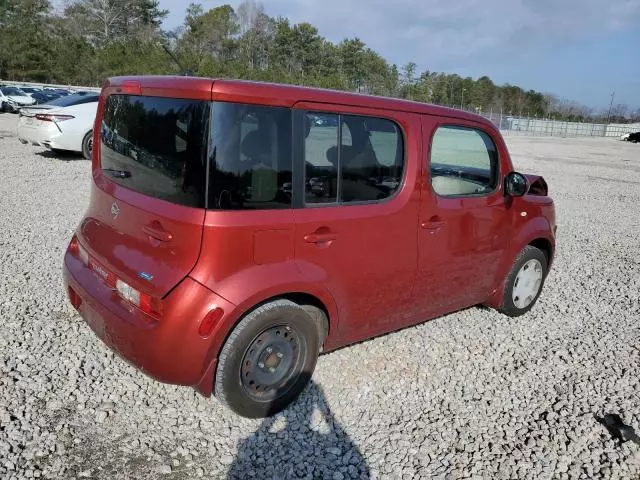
[304,233,337,244]
[143,223,173,242]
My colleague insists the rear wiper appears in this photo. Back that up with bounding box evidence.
[102,169,132,179]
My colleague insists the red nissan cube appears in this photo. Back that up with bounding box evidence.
[63,76,556,418]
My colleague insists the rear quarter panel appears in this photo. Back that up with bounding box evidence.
[52,102,98,151]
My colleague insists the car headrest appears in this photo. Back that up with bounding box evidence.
[326,145,359,166]
[304,116,311,138]
[241,129,270,159]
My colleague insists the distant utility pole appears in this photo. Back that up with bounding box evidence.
[461,88,467,110]
[606,91,615,125]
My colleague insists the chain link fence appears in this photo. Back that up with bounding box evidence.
[470,108,640,138]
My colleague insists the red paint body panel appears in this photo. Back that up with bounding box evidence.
[63,75,556,398]
[64,250,233,391]
[416,115,514,317]
[79,172,206,298]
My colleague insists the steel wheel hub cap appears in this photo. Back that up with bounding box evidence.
[241,326,302,400]
[512,259,543,309]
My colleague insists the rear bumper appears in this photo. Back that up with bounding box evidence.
[17,121,81,152]
[17,121,56,147]
[63,252,235,396]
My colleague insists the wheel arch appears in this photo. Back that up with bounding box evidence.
[81,128,93,152]
[528,236,554,268]
[195,286,337,398]
[486,217,555,309]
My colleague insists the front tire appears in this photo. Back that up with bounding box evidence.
[214,300,320,418]
[499,245,548,317]
[81,130,93,160]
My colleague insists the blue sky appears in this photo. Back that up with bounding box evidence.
[157,0,640,111]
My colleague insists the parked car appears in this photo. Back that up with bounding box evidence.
[17,91,99,158]
[30,91,61,105]
[0,86,36,112]
[44,88,71,96]
[623,131,640,143]
[18,86,42,97]
[63,76,556,418]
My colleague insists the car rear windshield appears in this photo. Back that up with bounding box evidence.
[47,92,99,107]
[101,95,210,208]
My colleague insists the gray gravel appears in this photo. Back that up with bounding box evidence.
[2,111,640,479]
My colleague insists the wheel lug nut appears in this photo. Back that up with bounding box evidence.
[276,352,283,358]
[266,347,272,353]
[258,362,264,368]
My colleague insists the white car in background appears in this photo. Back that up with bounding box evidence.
[0,86,36,113]
[17,92,99,159]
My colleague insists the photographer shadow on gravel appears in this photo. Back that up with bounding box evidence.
[228,378,370,479]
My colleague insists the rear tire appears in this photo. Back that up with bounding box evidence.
[81,130,93,160]
[498,245,548,317]
[214,300,320,418]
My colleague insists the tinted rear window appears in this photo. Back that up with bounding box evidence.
[48,92,99,107]
[100,95,210,208]
[208,102,292,210]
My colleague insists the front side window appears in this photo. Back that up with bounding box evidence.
[430,125,499,197]
[101,95,210,208]
[304,112,404,205]
[208,103,292,210]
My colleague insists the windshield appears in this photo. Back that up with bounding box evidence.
[47,92,99,107]
[1,87,25,96]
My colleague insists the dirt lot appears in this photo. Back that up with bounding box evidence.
[1,110,640,480]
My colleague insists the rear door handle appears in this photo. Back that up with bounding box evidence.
[143,224,173,242]
[421,220,447,231]
[304,233,337,244]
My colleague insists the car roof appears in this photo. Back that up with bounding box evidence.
[107,75,493,127]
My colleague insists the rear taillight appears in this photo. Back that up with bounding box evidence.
[67,235,161,318]
[35,114,74,122]
[115,279,161,317]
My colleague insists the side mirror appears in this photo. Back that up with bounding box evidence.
[505,172,529,197]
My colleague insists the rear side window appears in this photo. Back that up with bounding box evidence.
[208,103,292,210]
[304,113,339,204]
[430,126,499,196]
[101,95,210,208]
[304,113,403,205]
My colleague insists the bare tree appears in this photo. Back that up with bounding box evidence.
[237,0,264,35]
[64,0,128,46]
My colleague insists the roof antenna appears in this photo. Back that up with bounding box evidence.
[161,44,194,77]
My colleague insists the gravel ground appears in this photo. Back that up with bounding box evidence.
[2,111,640,480]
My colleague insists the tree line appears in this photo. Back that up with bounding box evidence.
[1,0,637,123]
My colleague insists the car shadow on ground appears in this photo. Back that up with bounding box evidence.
[34,149,85,161]
[228,379,370,479]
